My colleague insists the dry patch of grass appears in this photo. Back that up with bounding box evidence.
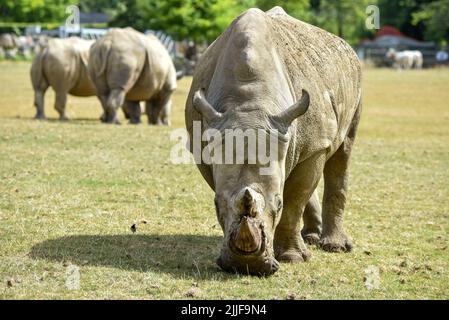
[0,62,448,299]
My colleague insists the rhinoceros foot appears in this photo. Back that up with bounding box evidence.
[275,248,311,263]
[129,117,141,125]
[34,113,46,120]
[319,233,353,252]
[301,230,321,246]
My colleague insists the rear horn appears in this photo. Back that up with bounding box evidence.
[272,89,310,128]
[193,89,223,122]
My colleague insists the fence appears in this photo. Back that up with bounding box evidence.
[358,46,440,67]
[26,26,177,57]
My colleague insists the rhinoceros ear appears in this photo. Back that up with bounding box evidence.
[273,89,310,128]
[193,89,223,122]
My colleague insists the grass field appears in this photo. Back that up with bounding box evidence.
[0,61,448,299]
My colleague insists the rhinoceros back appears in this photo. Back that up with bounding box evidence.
[267,10,361,131]
[186,8,362,173]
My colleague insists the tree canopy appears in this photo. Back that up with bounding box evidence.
[0,0,448,45]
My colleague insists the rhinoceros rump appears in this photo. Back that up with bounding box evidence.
[30,37,96,120]
[185,7,362,275]
[88,28,177,125]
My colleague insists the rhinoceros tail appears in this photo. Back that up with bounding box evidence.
[30,48,48,90]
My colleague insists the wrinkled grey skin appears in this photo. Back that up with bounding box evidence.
[88,28,177,125]
[30,37,96,120]
[185,7,362,275]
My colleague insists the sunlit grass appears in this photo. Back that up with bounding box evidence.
[0,61,448,299]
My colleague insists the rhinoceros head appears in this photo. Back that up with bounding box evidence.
[193,88,309,275]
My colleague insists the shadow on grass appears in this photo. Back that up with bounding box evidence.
[30,234,228,279]
[45,117,101,123]
[6,116,101,124]
[6,117,157,126]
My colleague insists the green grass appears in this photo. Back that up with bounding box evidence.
[0,61,448,299]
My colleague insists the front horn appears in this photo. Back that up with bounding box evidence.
[273,89,310,128]
[193,89,223,122]
[232,216,261,253]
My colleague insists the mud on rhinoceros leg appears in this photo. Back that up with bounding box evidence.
[274,152,326,263]
[319,102,361,253]
[301,189,322,245]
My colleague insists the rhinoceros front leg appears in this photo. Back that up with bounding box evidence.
[123,100,141,124]
[319,104,361,252]
[274,152,326,263]
[301,189,322,245]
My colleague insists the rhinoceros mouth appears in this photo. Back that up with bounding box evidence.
[229,237,265,255]
[216,252,279,276]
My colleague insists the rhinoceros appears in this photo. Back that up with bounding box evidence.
[185,7,362,275]
[30,37,96,120]
[88,28,177,125]
[0,33,17,50]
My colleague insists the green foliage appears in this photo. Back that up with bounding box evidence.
[0,0,75,23]
[307,0,377,46]
[377,0,431,41]
[111,0,257,41]
[412,0,449,44]
[0,0,448,44]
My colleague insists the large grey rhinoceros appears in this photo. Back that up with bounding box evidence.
[185,7,362,275]
[88,28,177,125]
[30,37,96,120]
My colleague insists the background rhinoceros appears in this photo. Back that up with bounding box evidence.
[30,37,96,120]
[185,7,362,275]
[88,27,177,125]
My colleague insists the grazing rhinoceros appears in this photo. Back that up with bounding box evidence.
[88,28,177,125]
[30,37,96,120]
[185,7,362,275]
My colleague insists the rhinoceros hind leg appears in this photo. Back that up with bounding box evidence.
[104,88,125,124]
[54,91,68,121]
[121,104,130,119]
[97,94,108,122]
[301,189,322,245]
[159,99,172,126]
[319,102,361,253]
[148,87,173,125]
[34,88,48,120]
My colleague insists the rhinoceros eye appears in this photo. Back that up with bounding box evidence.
[214,197,219,214]
[275,195,283,212]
